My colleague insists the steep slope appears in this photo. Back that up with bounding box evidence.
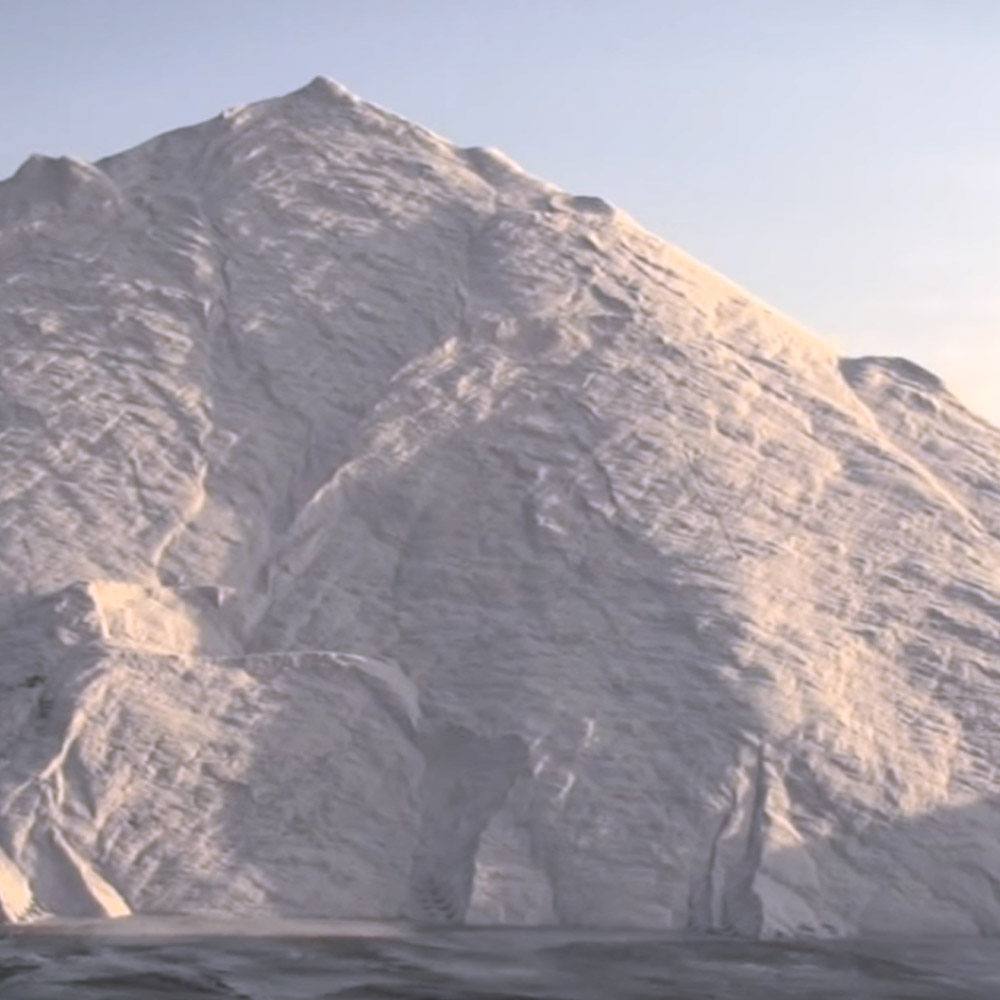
[3,78,1000,935]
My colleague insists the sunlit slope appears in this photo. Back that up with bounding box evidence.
[3,78,1000,935]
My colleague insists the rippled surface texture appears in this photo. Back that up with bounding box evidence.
[9,77,1000,936]
[2,923,999,999]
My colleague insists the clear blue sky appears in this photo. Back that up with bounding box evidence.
[3,1,998,420]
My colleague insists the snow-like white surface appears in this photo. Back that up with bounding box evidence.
[4,77,1000,935]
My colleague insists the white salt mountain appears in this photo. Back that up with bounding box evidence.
[3,77,1000,937]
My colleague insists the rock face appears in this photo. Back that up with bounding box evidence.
[3,78,1000,936]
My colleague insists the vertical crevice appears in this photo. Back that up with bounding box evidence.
[404,724,528,924]
[722,741,769,936]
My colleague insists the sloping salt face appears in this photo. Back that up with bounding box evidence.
[0,585,422,922]
[3,77,1000,935]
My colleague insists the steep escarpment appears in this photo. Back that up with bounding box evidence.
[3,78,1000,936]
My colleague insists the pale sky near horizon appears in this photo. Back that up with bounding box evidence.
[2,1,998,422]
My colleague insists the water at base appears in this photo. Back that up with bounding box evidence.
[2,918,998,999]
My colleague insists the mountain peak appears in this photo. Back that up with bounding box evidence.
[2,79,1000,938]
[841,354,946,393]
[294,74,363,105]
[0,152,120,223]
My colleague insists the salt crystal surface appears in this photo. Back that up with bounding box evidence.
[2,78,1000,937]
